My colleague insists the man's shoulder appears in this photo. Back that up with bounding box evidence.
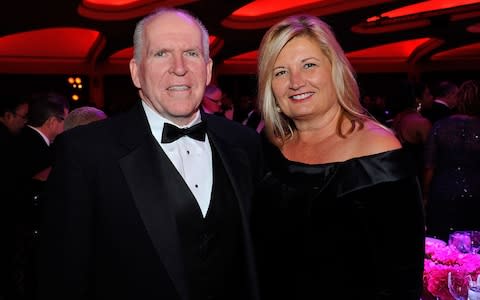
[16,126,46,147]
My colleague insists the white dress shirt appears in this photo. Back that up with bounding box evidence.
[142,101,213,217]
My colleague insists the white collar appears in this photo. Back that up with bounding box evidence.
[28,125,50,146]
[141,101,202,143]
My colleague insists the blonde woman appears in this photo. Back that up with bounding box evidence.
[252,14,425,299]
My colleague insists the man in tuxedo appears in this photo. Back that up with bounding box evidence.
[16,92,69,181]
[14,91,69,299]
[37,8,263,300]
[424,80,458,124]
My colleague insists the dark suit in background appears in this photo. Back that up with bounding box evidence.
[424,80,458,124]
[16,126,52,231]
[426,100,454,124]
[15,126,51,280]
[14,90,68,300]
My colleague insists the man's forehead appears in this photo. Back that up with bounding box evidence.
[146,14,202,44]
[148,12,199,33]
[147,35,203,53]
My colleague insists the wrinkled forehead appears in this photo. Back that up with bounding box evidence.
[145,12,203,43]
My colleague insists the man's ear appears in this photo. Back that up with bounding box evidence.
[4,111,15,121]
[205,57,213,86]
[130,58,141,89]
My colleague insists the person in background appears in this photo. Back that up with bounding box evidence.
[240,95,264,133]
[415,81,434,121]
[16,91,69,181]
[36,8,263,300]
[0,92,28,300]
[63,105,107,131]
[426,80,458,124]
[391,80,432,191]
[423,79,480,241]
[252,14,425,300]
[0,93,28,136]
[221,93,234,120]
[201,83,224,116]
[14,90,69,300]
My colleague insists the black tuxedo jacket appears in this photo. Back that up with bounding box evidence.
[37,101,264,300]
[15,126,52,224]
[426,101,454,124]
[16,126,52,178]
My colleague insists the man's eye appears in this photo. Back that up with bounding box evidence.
[186,51,199,57]
[154,51,166,57]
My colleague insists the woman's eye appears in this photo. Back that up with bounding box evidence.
[304,62,316,69]
[274,70,286,77]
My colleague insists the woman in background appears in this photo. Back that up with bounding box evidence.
[252,14,425,299]
[423,79,480,241]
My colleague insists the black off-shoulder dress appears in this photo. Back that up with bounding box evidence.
[252,138,425,300]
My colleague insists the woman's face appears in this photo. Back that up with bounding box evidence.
[271,35,338,123]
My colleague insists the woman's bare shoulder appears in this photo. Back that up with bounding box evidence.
[352,121,402,156]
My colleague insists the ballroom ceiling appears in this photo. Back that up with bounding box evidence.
[0,0,479,77]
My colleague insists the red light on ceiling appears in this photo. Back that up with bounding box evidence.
[79,0,196,21]
[368,0,480,22]
[225,0,392,30]
[110,48,133,60]
[84,0,139,6]
[347,38,430,59]
[431,42,480,60]
[232,0,321,17]
[0,28,100,58]
[224,51,258,64]
[467,23,480,32]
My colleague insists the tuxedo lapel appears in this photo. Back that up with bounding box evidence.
[117,103,189,300]
[204,118,252,215]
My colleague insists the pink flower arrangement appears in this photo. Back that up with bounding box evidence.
[423,238,480,300]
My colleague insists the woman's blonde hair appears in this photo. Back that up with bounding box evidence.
[257,14,371,144]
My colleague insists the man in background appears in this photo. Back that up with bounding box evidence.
[201,83,224,116]
[426,80,458,124]
[14,91,69,300]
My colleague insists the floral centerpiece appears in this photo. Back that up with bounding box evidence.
[423,237,480,300]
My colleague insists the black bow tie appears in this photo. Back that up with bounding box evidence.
[161,122,206,143]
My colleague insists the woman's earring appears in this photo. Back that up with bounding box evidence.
[276,106,281,112]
